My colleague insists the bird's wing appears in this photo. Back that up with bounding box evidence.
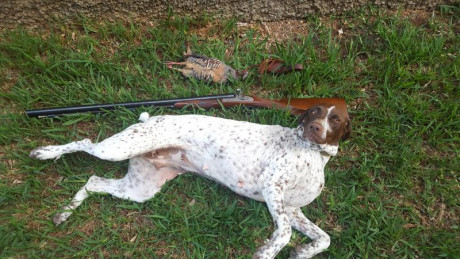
[185,55,223,69]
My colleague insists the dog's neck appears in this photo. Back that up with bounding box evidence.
[295,126,338,156]
[318,144,338,156]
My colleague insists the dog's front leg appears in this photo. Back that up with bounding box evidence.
[253,180,292,259]
[287,207,330,258]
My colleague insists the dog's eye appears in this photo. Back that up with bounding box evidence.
[330,116,340,123]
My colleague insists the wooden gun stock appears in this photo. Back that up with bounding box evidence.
[175,96,346,116]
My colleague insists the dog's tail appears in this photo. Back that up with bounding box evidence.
[138,112,150,123]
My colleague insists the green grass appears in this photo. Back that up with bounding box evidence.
[1,6,459,258]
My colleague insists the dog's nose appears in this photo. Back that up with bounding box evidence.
[309,123,323,132]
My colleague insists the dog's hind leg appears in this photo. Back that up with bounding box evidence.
[30,139,95,160]
[30,121,182,162]
[52,156,181,225]
[30,137,143,162]
[30,136,151,162]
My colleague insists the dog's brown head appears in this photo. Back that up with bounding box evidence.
[298,103,351,146]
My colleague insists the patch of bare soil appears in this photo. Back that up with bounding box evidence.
[236,20,309,47]
[0,68,21,114]
[398,9,434,27]
[1,68,19,92]
[400,195,458,230]
[0,144,27,187]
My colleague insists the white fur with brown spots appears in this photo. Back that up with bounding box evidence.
[30,104,351,259]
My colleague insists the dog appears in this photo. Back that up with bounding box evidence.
[30,103,351,258]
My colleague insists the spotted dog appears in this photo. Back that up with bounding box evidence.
[30,103,351,258]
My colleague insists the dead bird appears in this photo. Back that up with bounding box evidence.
[165,46,248,84]
[243,58,304,76]
[257,58,303,75]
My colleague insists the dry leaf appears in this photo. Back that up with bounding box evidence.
[130,234,137,242]
[257,59,303,75]
[403,223,417,229]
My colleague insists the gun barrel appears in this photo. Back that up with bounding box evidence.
[25,93,236,118]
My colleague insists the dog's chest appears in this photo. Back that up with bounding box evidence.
[281,151,327,207]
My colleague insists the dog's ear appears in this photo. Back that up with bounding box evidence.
[341,118,351,141]
[297,109,310,125]
[297,113,306,125]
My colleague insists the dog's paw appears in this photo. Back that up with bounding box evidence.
[289,244,319,259]
[138,112,150,123]
[252,248,272,259]
[29,146,62,160]
[52,211,72,226]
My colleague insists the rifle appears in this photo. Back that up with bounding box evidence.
[25,90,346,118]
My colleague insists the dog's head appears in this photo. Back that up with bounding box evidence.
[298,103,351,146]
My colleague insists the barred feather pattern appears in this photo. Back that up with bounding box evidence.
[195,70,214,81]
[186,56,223,69]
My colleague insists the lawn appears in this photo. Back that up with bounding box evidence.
[1,6,459,258]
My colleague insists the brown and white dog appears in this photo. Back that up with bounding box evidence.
[30,103,351,258]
